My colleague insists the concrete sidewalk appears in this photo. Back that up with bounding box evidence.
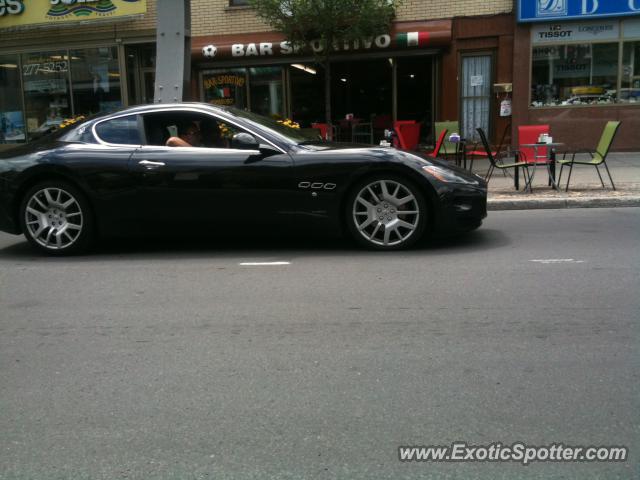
[467,152,640,210]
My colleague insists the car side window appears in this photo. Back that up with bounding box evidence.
[142,112,250,149]
[95,115,141,145]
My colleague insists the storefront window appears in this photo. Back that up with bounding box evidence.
[70,47,122,116]
[202,69,247,108]
[531,43,619,106]
[249,67,283,118]
[621,41,640,103]
[290,63,325,127]
[0,55,25,144]
[22,51,72,138]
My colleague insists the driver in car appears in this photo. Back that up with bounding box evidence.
[166,122,202,147]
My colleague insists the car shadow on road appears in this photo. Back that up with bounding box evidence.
[0,228,510,262]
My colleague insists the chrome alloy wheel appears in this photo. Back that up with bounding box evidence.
[24,187,84,250]
[352,179,420,247]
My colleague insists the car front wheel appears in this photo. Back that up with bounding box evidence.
[346,175,427,250]
[19,181,93,255]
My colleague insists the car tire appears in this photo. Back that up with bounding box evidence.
[19,180,94,255]
[345,174,428,250]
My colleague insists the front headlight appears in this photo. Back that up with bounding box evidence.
[421,165,479,185]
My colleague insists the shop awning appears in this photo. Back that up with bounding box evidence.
[192,20,452,62]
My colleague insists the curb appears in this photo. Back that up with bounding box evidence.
[487,195,640,211]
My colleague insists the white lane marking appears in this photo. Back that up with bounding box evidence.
[239,261,291,266]
[530,259,585,264]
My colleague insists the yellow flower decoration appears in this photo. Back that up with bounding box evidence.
[58,115,86,129]
[277,118,300,129]
[218,123,233,139]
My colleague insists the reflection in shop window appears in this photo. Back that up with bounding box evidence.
[70,47,122,116]
[249,67,283,118]
[621,41,640,103]
[202,69,247,108]
[0,55,25,144]
[531,43,619,106]
[22,51,72,138]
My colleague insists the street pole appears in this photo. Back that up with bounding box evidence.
[154,0,191,103]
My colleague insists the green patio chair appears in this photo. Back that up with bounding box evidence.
[557,121,620,192]
[435,121,459,156]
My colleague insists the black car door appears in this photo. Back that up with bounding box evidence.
[128,144,294,232]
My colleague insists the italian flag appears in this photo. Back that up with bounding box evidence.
[396,31,430,47]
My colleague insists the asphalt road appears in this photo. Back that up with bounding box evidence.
[0,208,638,480]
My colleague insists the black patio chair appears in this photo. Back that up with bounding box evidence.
[476,128,531,191]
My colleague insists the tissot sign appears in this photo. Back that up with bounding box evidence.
[518,0,640,22]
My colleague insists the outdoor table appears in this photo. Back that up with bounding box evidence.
[518,142,564,190]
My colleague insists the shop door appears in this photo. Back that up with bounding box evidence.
[125,44,156,106]
[460,54,492,142]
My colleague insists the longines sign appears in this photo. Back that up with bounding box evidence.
[518,0,640,23]
[0,0,147,29]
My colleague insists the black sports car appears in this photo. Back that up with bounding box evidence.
[0,103,486,254]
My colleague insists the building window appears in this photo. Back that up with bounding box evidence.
[22,50,73,139]
[201,66,285,117]
[70,47,122,116]
[202,69,247,108]
[229,0,249,6]
[621,41,640,103]
[0,55,25,144]
[531,43,619,106]
[248,67,284,118]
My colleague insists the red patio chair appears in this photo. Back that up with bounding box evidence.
[426,128,448,158]
[393,120,421,151]
[518,124,550,164]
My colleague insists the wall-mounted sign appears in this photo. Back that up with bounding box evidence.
[518,0,640,23]
[0,0,147,30]
[192,20,453,61]
[531,20,620,44]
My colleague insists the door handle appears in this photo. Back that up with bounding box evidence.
[138,160,165,168]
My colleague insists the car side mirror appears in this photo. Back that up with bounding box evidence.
[231,132,259,150]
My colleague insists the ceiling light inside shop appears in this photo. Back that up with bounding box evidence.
[0,64,18,69]
[291,64,316,75]
[340,78,347,82]
[410,74,415,78]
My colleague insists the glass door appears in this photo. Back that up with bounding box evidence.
[460,54,493,142]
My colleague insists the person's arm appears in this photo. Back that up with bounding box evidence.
[166,136,191,147]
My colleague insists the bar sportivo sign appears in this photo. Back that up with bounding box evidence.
[201,32,433,60]
[0,0,147,29]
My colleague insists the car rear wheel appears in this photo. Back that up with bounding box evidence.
[346,175,427,250]
[20,181,93,255]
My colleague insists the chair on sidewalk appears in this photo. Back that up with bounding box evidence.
[518,124,550,165]
[311,122,337,141]
[477,128,531,191]
[393,120,421,151]
[425,128,447,158]
[557,121,621,191]
[466,122,511,172]
[352,122,373,144]
[435,121,459,156]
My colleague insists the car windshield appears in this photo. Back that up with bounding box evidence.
[226,107,320,144]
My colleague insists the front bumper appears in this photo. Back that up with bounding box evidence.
[435,183,487,234]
